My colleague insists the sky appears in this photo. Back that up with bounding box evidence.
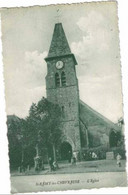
[1,2,123,123]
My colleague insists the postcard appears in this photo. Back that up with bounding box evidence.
[1,1,127,193]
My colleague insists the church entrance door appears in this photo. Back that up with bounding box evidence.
[60,142,72,162]
[109,129,121,148]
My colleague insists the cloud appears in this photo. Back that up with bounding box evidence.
[7,85,46,118]
[24,50,48,88]
[71,11,113,62]
[71,11,122,121]
[71,10,119,73]
[5,50,47,118]
[76,11,108,33]
[79,74,123,123]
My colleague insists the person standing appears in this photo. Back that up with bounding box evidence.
[49,157,54,171]
[92,152,98,160]
[116,153,122,167]
[68,150,72,163]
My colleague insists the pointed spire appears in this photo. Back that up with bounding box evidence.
[48,23,71,58]
[45,23,77,65]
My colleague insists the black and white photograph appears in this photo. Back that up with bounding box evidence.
[0,1,127,193]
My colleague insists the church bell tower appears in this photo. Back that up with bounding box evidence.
[45,23,81,160]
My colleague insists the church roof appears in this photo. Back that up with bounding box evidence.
[45,23,77,65]
[79,100,120,132]
[47,23,71,58]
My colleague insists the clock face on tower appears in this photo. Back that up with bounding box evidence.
[56,61,64,69]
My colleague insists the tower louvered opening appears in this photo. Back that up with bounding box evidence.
[55,73,60,87]
[61,71,66,86]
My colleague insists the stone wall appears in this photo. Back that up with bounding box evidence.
[46,56,78,90]
[46,55,81,154]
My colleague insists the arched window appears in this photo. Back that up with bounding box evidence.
[61,71,66,86]
[55,73,60,87]
[109,129,121,148]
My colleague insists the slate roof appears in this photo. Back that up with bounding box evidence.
[79,100,120,132]
[47,23,71,58]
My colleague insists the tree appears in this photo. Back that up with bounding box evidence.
[26,97,62,162]
[7,97,63,170]
[7,115,24,169]
[36,97,62,161]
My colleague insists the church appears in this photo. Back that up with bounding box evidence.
[44,23,121,161]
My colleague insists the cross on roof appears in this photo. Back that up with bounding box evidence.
[55,9,61,23]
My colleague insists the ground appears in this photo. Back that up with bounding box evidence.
[11,159,126,176]
[11,160,127,193]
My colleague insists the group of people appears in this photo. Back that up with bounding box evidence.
[49,151,77,171]
[91,152,98,160]
[91,152,122,167]
[83,151,98,161]
[36,152,122,173]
